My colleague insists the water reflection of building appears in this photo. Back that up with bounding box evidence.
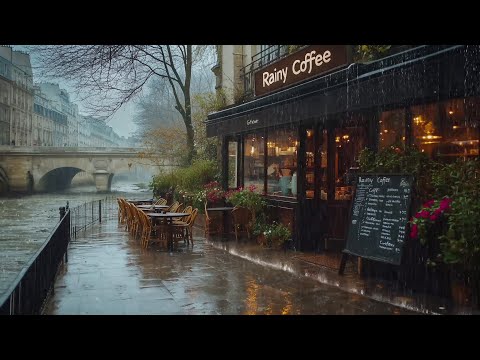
[207,45,480,252]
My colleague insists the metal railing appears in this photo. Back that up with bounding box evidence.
[0,209,70,315]
[70,196,118,238]
[240,45,304,98]
[0,196,119,314]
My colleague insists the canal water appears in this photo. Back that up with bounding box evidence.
[0,182,150,296]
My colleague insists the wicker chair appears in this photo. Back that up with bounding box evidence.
[173,208,199,246]
[204,203,222,238]
[231,206,253,241]
[154,198,167,205]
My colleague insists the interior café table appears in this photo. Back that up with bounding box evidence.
[136,204,169,212]
[206,207,234,238]
[146,212,189,251]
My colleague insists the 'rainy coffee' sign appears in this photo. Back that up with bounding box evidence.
[343,174,414,265]
[254,45,349,97]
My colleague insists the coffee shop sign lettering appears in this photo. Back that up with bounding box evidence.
[247,119,259,126]
[262,50,331,87]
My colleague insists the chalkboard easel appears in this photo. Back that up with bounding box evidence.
[338,174,414,275]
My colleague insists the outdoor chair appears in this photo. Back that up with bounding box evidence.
[204,203,222,238]
[155,198,167,205]
[231,206,253,241]
[173,208,198,246]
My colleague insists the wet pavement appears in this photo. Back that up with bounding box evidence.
[44,220,417,315]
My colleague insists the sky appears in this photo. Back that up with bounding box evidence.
[13,45,138,138]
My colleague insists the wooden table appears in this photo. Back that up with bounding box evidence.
[146,212,189,251]
[136,205,169,212]
[126,199,154,205]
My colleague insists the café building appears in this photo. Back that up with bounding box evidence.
[206,45,480,252]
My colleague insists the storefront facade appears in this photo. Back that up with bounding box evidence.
[206,45,480,252]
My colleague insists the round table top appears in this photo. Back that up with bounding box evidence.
[207,207,235,211]
[145,212,189,218]
[126,199,154,203]
[136,205,169,209]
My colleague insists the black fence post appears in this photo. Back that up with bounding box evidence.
[99,200,102,223]
[59,206,66,220]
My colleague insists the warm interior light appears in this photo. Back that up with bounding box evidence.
[250,145,255,155]
[414,116,423,125]
[335,136,340,143]
[402,136,406,141]
[383,129,388,133]
[342,135,349,140]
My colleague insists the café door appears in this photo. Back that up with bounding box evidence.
[297,117,368,252]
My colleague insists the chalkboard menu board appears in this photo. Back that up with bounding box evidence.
[344,174,414,265]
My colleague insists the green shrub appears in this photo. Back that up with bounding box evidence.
[358,145,436,202]
[150,159,220,199]
[226,186,267,219]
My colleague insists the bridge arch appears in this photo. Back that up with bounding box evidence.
[0,146,165,193]
[36,167,85,192]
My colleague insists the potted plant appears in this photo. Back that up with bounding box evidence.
[263,222,292,249]
[225,185,267,222]
[252,222,268,245]
[204,181,226,207]
[410,158,480,307]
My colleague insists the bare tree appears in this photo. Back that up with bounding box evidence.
[30,45,212,163]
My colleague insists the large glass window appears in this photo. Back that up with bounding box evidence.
[334,118,367,201]
[379,108,406,149]
[411,98,479,161]
[320,129,328,200]
[228,141,238,189]
[267,127,298,197]
[305,129,315,199]
[411,103,441,157]
[244,133,265,193]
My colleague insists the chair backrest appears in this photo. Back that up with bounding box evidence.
[155,198,167,205]
[188,208,198,226]
[176,203,184,213]
[167,201,179,212]
[231,206,252,226]
[170,202,181,213]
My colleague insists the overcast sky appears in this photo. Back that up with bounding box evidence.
[13,45,138,138]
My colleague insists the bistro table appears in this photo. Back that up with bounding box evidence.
[136,204,169,212]
[146,212,189,251]
[206,207,234,238]
[126,199,154,205]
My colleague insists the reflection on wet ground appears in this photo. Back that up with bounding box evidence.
[45,221,416,315]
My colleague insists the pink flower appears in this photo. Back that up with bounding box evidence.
[423,200,435,208]
[439,197,452,212]
[415,210,430,219]
[429,214,438,222]
[410,224,418,239]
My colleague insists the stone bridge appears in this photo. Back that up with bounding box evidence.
[0,146,165,193]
